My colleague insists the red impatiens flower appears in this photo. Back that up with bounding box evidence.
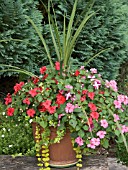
[40,66,47,74]
[29,88,38,97]
[23,98,30,105]
[32,77,39,84]
[74,70,80,76]
[14,82,24,94]
[55,61,60,70]
[43,100,51,109]
[80,95,86,102]
[4,93,12,105]
[7,107,15,116]
[90,111,99,120]
[82,90,88,95]
[27,109,36,117]
[88,102,97,111]
[42,74,48,80]
[88,92,95,100]
[56,94,66,105]
[47,106,56,114]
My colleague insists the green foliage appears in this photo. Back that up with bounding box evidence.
[0,0,46,76]
[0,104,35,155]
[41,0,128,80]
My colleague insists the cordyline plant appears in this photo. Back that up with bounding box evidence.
[1,0,128,169]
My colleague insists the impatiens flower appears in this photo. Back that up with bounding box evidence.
[32,77,39,84]
[75,137,84,146]
[74,70,80,76]
[121,125,128,133]
[47,106,56,114]
[7,107,15,116]
[93,79,101,89]
[113,114,120,122]
[4,93,12,105]
[87,138,100,149]
[124,95,128,105]
[43,100,51,109]
[114,100,122,109]
[88,103,97,111]
[100,119,108,128]
[65,103,75,113]
[109,80,118,92]
[23,98,30,105]
[105,80,118,92]
[90,68,97,74]
[90,112,99,120]
[88,75,95,81]
[27,109,36,117]
[56,94,66,104]
[91,138,100,146]
[42,74,48,80]
[82,90,88,95]
[65,85,73,89]
[80,66,85,70]
[97,131,106,139]
[71,95,76,101]
[14,82,24,94]
[65,92,72,100]
[88,92,95,100]
[117,95,125,103]
[55,61,60,70]
[29,88,38,97]
[40,66,47,74]
[80,95,86,102]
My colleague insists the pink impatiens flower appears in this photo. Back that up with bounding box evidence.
[65,103,75,113]
[121,125,128,133]
[87,138,100,149]
[100,119,108,128]
[75,137,84,146]
[90,68,97,74]
[97,131,106,139]
[113,114,120,122]
[105,80,118,92]
[124,95,128,105]
[114,100,122,109]
[65,85,73,89]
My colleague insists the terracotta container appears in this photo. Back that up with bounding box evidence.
[32,122,77,168]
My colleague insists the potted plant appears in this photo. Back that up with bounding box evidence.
[1,0,128,170]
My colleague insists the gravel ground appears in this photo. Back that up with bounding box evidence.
[0,155,128,170]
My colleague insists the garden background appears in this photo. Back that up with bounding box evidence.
[0,0,128,165]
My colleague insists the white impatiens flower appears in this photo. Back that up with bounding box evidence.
[9,145,13,148]
[1,135,4,138]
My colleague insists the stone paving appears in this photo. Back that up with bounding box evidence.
[0,155,128,170]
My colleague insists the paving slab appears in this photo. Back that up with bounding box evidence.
[0,155,128,170]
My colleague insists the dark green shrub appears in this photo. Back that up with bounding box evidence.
[0,0,46,76]
[41,0,128,80]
